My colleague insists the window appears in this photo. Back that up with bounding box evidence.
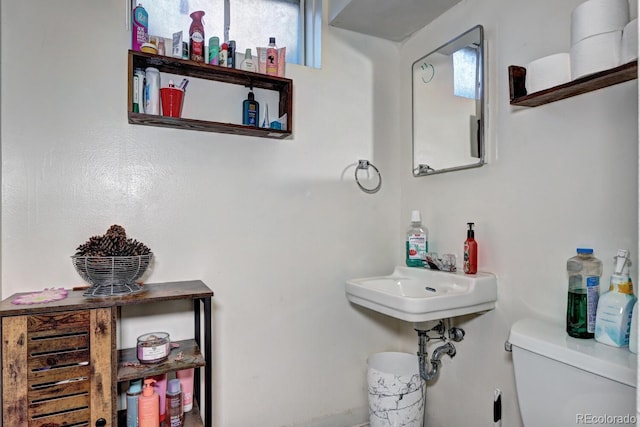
[452,47,478,99]
[134,0,321,68]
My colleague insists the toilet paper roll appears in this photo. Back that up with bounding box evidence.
[525,53,571,93]
[571,0,629,44]
[570,30,622,79]
[621,18,638,63]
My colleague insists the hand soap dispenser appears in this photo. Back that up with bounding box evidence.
[138,378,159,427]
[463,222,477,274]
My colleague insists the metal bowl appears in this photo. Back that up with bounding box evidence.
[71,254,153,297]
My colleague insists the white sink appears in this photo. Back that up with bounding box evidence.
[346,266,497,322]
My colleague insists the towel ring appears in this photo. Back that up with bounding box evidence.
[355,160,382,194]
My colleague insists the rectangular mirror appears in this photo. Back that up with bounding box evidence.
[412,25,485,176]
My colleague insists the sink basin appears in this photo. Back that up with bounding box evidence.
[346,266,497,322]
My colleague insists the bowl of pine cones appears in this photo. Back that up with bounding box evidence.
[72,225,153,297]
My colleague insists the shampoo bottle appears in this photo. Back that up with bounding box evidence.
[150,373,167,422]
[243,91,259,126]
[266,37,279,75]
[126,379,143,427]
[166,378,184,427]
[463,222,477,274]
[595,249,636,347]
[189,10,205,62]
[176,368,194,412]
[406,210,428,267]
[138,378,159,427]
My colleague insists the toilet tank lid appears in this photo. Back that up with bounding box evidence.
[508,318,637,388]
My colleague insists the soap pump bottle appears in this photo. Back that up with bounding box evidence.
[406,210,428,267]
[463,222,477,274]
[594,249,636,347]
[243,91,259,126]
[138,378,159,427]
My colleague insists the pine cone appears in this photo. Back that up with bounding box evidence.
[74,225,152,257]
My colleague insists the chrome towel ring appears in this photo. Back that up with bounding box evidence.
[355,160,382,194]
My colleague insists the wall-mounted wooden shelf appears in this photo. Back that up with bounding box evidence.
[509,60,637,107]
[127,50,293,139]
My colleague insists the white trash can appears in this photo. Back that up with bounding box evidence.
[367,352,425,427]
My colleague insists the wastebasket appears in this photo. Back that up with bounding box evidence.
[367,352,425,427]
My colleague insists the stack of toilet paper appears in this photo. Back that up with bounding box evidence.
[570,0,631,79]
[525,53,571,93]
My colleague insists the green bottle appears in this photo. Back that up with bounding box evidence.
[566,248,602,338]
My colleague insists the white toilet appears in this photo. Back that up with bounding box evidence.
[508,318,637,427]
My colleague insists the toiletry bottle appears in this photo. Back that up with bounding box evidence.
[176,368,194,412]
[228,40,236,68]
[240,48,258,72]
[144,67,160,115]
[208,36,220,65]
[166,378,184,427]
[243,91,259,126]
[133,68,145,113]
[595,249,636,347]
[630,301,638,353]
[266,37,279,75]
[189,10,205,62]
[406,210,428,267]
[219,42,228,67]
[150,373,167,422]
[566,248,602,338]
[463,222,477,274]
[126,379,143,427]
[132,4,149,51]
[138,378,159,427]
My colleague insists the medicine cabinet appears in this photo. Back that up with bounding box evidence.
[127,50,293,139]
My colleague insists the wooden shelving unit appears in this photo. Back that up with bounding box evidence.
[128,50,293,139]
[509,60,637,107]
[0,280,213,427]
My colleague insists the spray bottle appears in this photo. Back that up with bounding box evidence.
[189,10,205,62]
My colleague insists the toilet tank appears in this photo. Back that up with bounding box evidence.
[508,318,637,427]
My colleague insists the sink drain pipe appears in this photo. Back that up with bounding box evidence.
[416,321,462,382]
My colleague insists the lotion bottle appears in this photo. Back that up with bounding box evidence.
[463,222,477,274]
[595,249,636,347]
[126,379,143,427]
[240,48,257,72]
[406,210,428,267]
[138,378,159,427]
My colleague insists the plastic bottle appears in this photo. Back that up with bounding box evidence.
[133,68,145,113]
[138,378,159,427]
[219,42,228,67]
[144,67,160,115]
[463,222,478,274]
[166,378,184,427]
[176,368,194,412]
[595,249,636,347]
[566,248,603,338]
[629,301,638,353]
[126,379,143,427]
[406,210,428,267]
[243,91,259,126]
[150,373,167,422]
[132,4,149,51]
[240,48,257,72]
[189,10,205,62]
[208,36,220,65]
[266,37,279,75]
[228,40,236,68]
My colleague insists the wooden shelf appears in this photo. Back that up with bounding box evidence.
[509,60,637,107]
[117,339,206,382]
[127,50,293,138]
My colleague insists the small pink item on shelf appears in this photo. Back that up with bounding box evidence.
[12,288,68,305]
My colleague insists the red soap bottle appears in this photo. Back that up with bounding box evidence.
[464,222,477,274]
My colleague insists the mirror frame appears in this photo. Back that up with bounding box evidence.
[412,25,485,177]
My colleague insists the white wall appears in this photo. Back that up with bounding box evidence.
[0,0,637,426]
[399,0,638,426]
[0,1,405,426]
